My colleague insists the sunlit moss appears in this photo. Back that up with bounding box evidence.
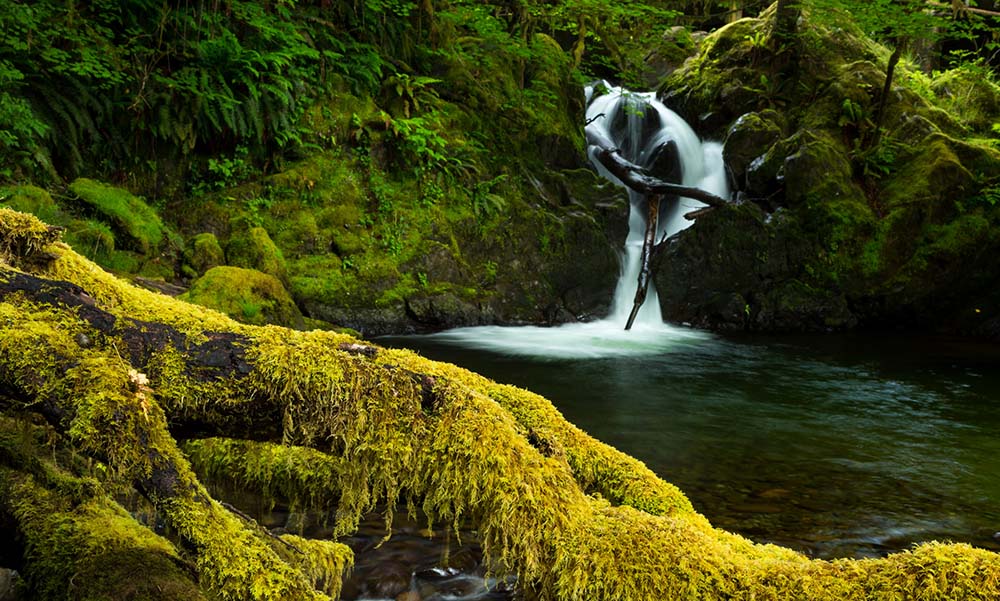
[2,211,1000,600]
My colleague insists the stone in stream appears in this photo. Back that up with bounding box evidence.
[366,562,412,599]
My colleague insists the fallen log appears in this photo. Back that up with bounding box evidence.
[2,209,1000,601]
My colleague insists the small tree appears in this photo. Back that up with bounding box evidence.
[807,0,977,145]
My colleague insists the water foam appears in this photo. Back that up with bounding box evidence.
[417,85,727,358]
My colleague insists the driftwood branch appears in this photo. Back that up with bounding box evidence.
[585,128,728,209]
[585,124,729,329]
[587,145,729,209]
[625,195,660,331]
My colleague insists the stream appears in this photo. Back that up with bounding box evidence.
[355,87,999,597]
[386,329,1000,560]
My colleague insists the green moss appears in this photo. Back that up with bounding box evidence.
[932,66,1000,134]
[63,219,116,257]
[68,178,167,255]
[182,266,304,328]
[0,185,65,225]
[186,232,225,275]
[226,226,289,284]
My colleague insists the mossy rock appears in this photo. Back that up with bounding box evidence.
[0,185,65,225]
[185,232,225,276]
[225,226,289,285]
[63,219,116,258]
[723,111,785,186]
[181,266,303,328]
[784,131,863,208]
[932,66,1000,134]
[881,134,980,221]
[753,280,857,332]
[68,179,167,255]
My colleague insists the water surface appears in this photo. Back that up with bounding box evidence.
[386,329,1000,559]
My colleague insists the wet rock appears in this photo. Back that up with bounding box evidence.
[397,591,422,601]
[724,111,784,188]
[0,569,18,601]
[405,294,488,330]
[753,281,857,332]
[366,562,412,599]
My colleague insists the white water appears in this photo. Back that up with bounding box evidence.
[419,85,728,359]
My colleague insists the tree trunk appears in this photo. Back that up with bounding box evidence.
[2,209,1000,600]
[873,41,905,146]
[774,0,800,43]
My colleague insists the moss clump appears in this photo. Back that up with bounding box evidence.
[182,266,304,328]
[0,185,65,225]
[932,66,1000,134]
[63,218,116,257]
[68,178,167,255]
[0,207,61,264]
[185,232,225,276]
[226,226,289,284]
[1,467,207,601]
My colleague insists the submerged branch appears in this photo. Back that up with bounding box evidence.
[625,195,661,331]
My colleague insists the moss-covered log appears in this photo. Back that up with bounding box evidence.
[2,207,1000,600]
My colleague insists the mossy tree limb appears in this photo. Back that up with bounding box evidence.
[2,209,1000,600]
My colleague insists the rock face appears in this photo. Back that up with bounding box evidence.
[652,7,1000,335]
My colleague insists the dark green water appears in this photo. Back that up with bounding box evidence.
[385,330,1000,559]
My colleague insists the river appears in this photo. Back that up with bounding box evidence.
[385,328,1000,559]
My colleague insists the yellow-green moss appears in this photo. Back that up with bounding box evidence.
[0,302,332,601]
[2,219,1000,600]
[275,534,354,599]
[0,207,61,265]
[0,467,207,601]
[182,266,304,328]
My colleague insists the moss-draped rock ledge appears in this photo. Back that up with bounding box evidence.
[1,208,998,600]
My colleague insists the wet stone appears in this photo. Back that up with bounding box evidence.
[0,569,18,601]
[366,562,411,599]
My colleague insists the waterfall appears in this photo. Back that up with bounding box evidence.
[585,82,730,329]
[411,85,723,359]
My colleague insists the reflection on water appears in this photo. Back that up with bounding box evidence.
[386,330,1000,559]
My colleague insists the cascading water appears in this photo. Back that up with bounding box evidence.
[585,82,730,328]
[414,85,728,359]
